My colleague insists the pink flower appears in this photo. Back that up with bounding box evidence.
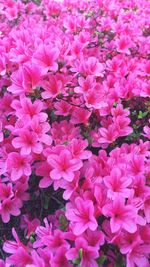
[116,35,131,55]
[84,88,107,109]
[70,107,91,125]
[51,247,72,267]
[61,171,80,200]
[3,228,26,254]
[36,161,53,188]
[41,74,64,99]
[143,125,150,140]
[102,197,137,233]
[98,125,118,145]
[33,44,59,74]
[114,116,133,137]
[12,129,43,155]
[21,214,40,238]
[69,139,92,160]
[12,97,48,123]
[54,100,72,116]
[66,197,98,235]
[6,152,31,181]
[48,149,83,182]
[126,244,150,267]
[42,229,69,251]
[0,198,22,223]
[0,183,14,200]
[0,121,3,142]
[104,168,132,199]
[8,63,41,95]
[30,117,52,145]
[82,57,104,77]
[75,76,96,94]
[66,237,99,267]
[5,247,33,267]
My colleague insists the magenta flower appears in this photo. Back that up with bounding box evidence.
[48,149,83,182]
[0,198,22,223]
[33,44,59,74]
[102,197,137,233]
[0,183,14,200]
[104,168,132,199]
[66,237,99,267]
[0,121,3,142]
[66,197,98,235]
[70,107,91,125]
[41,74,63,99]
[12,129,43,155]
[6,152,31,181]
[98,125,118,145]
[51,247,72,267]
[12,97,48,123]
[8,63,41,95]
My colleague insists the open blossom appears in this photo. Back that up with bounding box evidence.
[0,198,22,223]
[70,107,91,125]
[6,152,31,181]
[12,129,43,155]
[66,237,99,267]
[104,168,132,199]
[41,74,64,99]
[0,121,3,142]
[48,149,83,182]
[66,197,98,235]
[98,125,118,145]
[11,97,48,123]
[33,44,59,74]
[102,197,138,233]
[8,63,41,95]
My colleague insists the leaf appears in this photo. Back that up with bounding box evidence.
[97,255,107,266]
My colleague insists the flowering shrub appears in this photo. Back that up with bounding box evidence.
[0,0,150,266]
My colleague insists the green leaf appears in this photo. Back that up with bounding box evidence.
[113,101,118,107]
[97,255,107,266]
[63,141,70,145]
[138,111,143,119]
[78,249,83,259]
[44,196,50,210]
[73,258,81,265]
[59,214,68,230]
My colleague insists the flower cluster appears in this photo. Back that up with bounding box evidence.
[0,0,150,266]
